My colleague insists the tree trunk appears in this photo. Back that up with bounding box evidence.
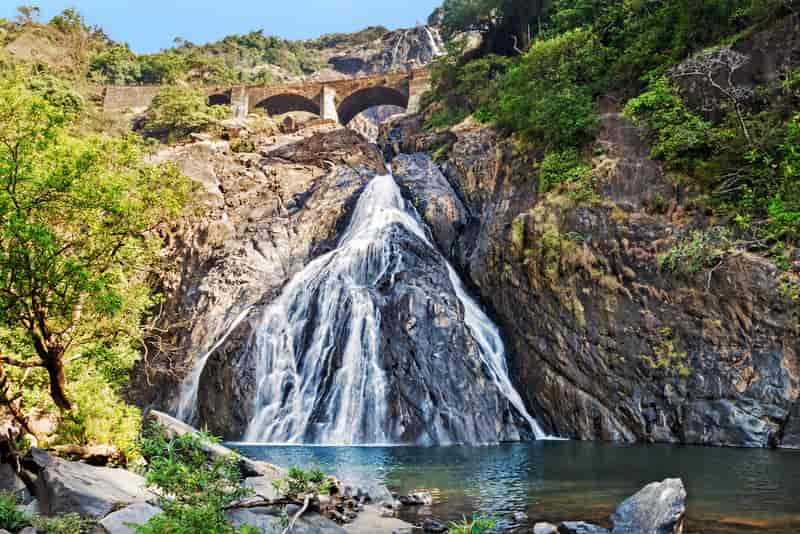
[0,361,39,438]
[44,354,72,411]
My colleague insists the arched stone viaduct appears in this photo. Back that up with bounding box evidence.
[103,69,431,125]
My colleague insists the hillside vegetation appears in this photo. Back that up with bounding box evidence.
[425,0,799,270]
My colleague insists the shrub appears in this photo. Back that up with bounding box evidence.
[135,424,251,534]
[90,44,142,84]
[144,85,228,140]
[272,466,332,499]
[496,29,606,148]
[659,227,733,274]
[537,147,592,194]
[31,514,93,534]
[448,513,497,534]
[53,370,141,459]
[0,491,30,532]
[624,77,713,171]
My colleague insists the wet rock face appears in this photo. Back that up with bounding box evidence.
[375,227,530,445]
[391,153,468,256]
[130,127,385,436]
[378,100,799,448]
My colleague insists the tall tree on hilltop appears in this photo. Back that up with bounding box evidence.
[442,0,548,52]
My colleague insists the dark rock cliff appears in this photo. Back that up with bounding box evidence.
[381,104,799,448]
[129,125,386,427]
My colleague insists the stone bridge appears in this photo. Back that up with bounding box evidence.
[103,68,431,125]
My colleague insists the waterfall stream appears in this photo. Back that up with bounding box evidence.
[176,173,544,444]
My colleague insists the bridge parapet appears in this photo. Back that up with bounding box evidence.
[103,68,431,125]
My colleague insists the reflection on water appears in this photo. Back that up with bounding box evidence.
[232,441,800,533]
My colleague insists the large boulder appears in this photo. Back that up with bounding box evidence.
[611,479,686,534]
[0,464,28,501]
[780,399,800,449]
[99,503,163,534]
[147,410,284,478]
[31,449,153,519]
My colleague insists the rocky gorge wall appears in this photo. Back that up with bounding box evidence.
[129,123,387,432]
[380,102,800,448]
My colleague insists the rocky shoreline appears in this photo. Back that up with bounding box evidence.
[0,410,693,534]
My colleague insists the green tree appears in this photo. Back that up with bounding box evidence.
[90,44,142,84]
[0,71,191,423]
[496,28,606,147]
[144,85,228,140]
[442,0,547,51]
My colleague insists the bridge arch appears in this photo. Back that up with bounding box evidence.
[208,91,231,106]
[255,93,320,117]
[337,86,408,125]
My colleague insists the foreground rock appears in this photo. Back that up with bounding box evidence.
[99,503,163,534]
[31,449,152,519]
[611,479,686,534]
[537,479,686,534]
[228,507,347,534]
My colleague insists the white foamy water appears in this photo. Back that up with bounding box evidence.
[176,173,545,443]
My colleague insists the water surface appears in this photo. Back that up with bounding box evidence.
[233,441,800,533]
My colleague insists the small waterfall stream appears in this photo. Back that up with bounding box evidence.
[176,173,544,444]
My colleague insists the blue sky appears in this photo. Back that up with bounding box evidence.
[1,1,443,53]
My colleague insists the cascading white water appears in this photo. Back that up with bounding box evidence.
[176,306,253,423]
[239,174,544,444]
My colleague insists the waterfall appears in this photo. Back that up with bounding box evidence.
[239,174,545,444]
[175,306,253,423]
[423,26,445,58]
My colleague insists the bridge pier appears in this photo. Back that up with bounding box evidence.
[320,86,339,123]
[231,86,249,119]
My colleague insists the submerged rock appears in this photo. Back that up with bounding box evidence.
[610,478,686,534]
[534,523,559,534]
[422,517,447,532]
[559,522,610,534]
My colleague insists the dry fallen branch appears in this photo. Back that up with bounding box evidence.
[282,495,311,534]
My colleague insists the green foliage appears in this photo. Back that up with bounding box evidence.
[659,227,733,274]
[49,8,89,35]
[624,77,713,171]
[495,29,605,148]
[89,44,141,84]
[447,513,497,534]
[537,147,591,194]
[25,71,86,119]
[641,327,692,378]
[0,69,191,426]
[53,369,141,456]
[441,0,546,50]
[0,491,30,532]
[135,423,251,534]
[272,465,332,499]
[144,85,228,140]
[424,49,510,131]
[31,514,93,534]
